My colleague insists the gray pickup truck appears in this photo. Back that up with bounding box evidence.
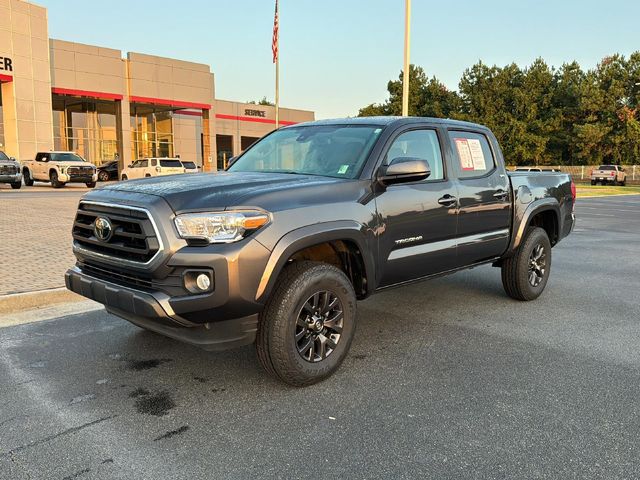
[66,117,575,386]
[0,151,22,189]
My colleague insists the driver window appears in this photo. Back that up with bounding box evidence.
[139,159,148,168]
[386,129,444,181]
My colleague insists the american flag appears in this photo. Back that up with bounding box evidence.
[272,0,279,63]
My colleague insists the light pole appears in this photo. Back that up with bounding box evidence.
[402,0,411,116]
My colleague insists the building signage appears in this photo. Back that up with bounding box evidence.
[244,108,266,118]
[0,56,13,71]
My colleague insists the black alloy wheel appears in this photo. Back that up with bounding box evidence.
[295,290,344,363]
[528,244,546,287]
[98,170,110,182]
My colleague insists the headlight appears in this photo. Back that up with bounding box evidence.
[174,211,269,243]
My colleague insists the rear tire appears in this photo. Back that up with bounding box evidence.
[50,171,65,188]
[590,180,596,185]
[10,181,21,189]
[98,170,110,182]
[86,182,96,188]
[620,179,626,186]
[501,227,552,301]
[256,261,357,387]
[121,174,128,181]
[23,169,34,186]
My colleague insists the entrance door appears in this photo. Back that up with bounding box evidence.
[375,127,459,287]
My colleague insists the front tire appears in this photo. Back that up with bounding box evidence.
[10,181,22,189]
[98,170,110,182]
[23,169,34,186]
[121,174,128,181]
[50,171,65,188]
[590,180,596,185]
[501,227,552,301]
[256,261,357,387]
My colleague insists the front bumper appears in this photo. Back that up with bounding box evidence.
[65,267,258,351]
[59,172,98,183]
[0,173,22,183]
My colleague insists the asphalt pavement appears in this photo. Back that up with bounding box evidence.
[1,195,639,479]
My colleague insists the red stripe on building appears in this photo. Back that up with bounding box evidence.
[215,113,297,126]
[174,109,203,117]
[130,95,211,110]
[51,87,123,100]
[0,74,13,83]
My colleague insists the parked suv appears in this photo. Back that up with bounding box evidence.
[120,157,185,180]
[591,165,627,186]
[181,160,199,173]
[22,151,97,188]
[0,151,22,189]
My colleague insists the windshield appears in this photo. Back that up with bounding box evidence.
[51,152,86,162]
[228,125,383,179]
[0,151,9,161]
[182,161,197,169]
[160,159,183,168]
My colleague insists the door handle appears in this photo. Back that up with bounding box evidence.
[438,194,457,207]
[493,189,508,200]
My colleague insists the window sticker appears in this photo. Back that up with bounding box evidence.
[454,138,474,170]
[467,138,486,171]
[337,164,349,174]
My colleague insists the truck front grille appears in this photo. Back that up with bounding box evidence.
[67,166,94,175]
[0,164,18,175]
[72,202,161,264]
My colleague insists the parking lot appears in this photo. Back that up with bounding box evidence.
[1,195,639,479]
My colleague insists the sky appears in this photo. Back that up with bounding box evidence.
[39,0,640,119]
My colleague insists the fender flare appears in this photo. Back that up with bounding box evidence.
[506,198,560,256]
[255,220,375,302]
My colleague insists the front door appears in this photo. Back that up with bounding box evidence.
[446,129,511,266]
[375,127,459,288]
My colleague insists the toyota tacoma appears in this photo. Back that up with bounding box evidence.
[66,117,576,386]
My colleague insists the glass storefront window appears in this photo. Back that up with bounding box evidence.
[51,95,121,165]
[130,105,174,160]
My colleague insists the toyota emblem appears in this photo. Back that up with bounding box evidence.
[94,217,113,242]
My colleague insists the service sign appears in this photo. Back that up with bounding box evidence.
[0,56,13,72]
[244,109,266,118]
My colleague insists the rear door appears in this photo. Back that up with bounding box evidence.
[375,125,459,287]
[447,129,511,266]
[34,152,48,179]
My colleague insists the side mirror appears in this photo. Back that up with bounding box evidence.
[10,157,16,161]
[378,157,431,185]
[128,164,133,168]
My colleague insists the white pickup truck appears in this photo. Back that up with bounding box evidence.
[591,165,627,186]
[22,151,97,188]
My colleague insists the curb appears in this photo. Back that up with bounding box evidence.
[0,287,85,315]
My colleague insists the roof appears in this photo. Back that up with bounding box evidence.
[286,116,486,130]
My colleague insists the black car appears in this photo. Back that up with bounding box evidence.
[97,160,118,182]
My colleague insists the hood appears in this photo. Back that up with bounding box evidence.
[100,171,366,213]
[56,162,96,168]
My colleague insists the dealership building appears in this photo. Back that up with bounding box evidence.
[0,0,314,171]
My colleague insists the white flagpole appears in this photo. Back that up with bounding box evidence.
[402,0,411,116]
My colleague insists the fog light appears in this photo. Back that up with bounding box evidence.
[196,274,211,291]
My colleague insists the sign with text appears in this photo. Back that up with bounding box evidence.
[0,56,13,72]
[244,109,266,118]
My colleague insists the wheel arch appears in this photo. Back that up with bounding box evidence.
[506,198,560,257]
[255,221,375,303]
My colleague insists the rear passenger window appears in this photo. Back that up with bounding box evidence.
[386,129,444,181]
[448,131,495,179]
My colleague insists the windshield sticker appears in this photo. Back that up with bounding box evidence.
[454,138,474,170]
[467,139,486,170]
[337,165,349,174]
